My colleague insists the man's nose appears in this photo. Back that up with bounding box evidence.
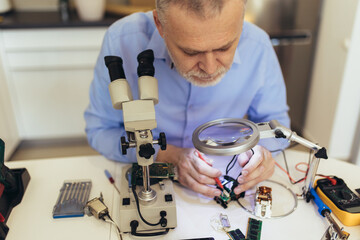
[199,52,218,75]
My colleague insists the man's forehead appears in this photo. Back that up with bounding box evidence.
[177,37,238,54]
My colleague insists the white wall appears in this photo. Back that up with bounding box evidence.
[348,2,360,166]
[304,0,360,165]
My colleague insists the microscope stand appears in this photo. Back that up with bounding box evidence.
[118,166,177,233]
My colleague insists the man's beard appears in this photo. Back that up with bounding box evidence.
[167,49,229,87]
[182,66,228,87]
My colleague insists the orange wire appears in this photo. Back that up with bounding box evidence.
[275,162,306,184]
[295,162,309,173]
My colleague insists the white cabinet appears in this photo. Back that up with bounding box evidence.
[0,28,107,140]
[0,56,19,161]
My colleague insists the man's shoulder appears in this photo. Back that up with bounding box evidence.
[240,21,272,47]
[107,11,156,40]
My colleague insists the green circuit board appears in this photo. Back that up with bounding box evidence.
[131,163,176,186]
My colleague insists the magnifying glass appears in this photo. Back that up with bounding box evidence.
[192,118,328,200]
[192,118,260,156]
[192,118,324,156]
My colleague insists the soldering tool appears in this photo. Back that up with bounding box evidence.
[195,150,224,189]
[309,187,350,240]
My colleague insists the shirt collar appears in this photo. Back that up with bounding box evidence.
[147,28,242,66]
[233,47,241,65]
[147,29,173,67]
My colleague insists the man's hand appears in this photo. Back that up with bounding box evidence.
[156,145,222,197]
[233,145,275,195]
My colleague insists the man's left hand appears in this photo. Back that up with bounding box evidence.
[233,145,275,195]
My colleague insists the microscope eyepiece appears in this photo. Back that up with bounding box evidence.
[104,56,126,81]
[137,49,155,77]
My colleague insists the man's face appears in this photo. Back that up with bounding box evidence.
[154,1,244,87]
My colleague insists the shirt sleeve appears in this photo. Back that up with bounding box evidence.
[84,30,137,162]
[247,40,291,152]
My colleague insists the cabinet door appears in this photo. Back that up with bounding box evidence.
[2,28,107,139]
[10,69,94,138]
[0,57,19,160]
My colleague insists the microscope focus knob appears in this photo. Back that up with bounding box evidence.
[158,132,167,150]
[121,136,129,155]
[139,143,155,159]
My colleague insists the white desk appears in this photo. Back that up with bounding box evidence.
[5,149,360,240]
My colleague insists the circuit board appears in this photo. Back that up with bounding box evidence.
[214,177,244,209]
[246,218,262,240]
[130,163,176,186]
[227,228,246,240]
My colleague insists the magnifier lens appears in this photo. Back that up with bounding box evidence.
[199,122,254,146]
[192,118,260,156]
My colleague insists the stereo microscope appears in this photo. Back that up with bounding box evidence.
[104,50,177,236]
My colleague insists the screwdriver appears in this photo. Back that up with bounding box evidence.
[104,169,121,195]
[195,150,224,189]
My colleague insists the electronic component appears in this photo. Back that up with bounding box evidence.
[130,163,176,186]
[246,218,262,240]
[219,213,231,229]
[53,180,92,218]
[214,177,243,209]
[226,229,246,240]
[85,193,124,240]
[85,193,108,219]
[315,177,360,226]
[254,186,272,218]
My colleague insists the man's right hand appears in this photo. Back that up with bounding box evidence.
[156,145,222,197]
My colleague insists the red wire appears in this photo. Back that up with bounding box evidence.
[317,174,337,185]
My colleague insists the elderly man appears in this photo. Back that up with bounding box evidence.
[84,0,289,197]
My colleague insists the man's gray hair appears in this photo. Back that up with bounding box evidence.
[156,0,245,23]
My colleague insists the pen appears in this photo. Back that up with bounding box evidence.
[195,150,224,189]
[104,169,121,195]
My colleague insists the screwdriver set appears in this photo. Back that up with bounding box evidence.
[53,180,92,218]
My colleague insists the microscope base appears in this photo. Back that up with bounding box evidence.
[118,167,177,234]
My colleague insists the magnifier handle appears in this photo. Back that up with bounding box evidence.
[258,120,323,151]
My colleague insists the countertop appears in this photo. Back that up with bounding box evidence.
[0,10,123,29]
[4,149,360,240]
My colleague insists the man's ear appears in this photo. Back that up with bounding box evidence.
[153,9,164,37]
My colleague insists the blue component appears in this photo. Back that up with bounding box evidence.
[310,187,331,216]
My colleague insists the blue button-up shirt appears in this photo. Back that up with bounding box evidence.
[84,11,290,162]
